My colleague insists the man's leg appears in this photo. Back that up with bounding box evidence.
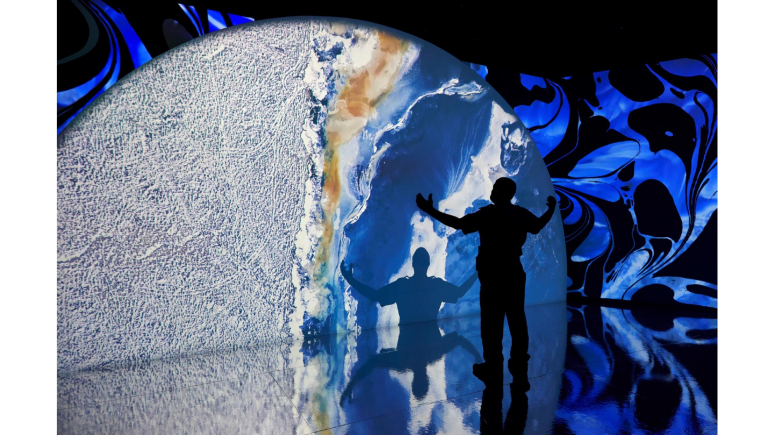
[506,268,529,376]
[479,275,506,368]
[506,306,528,362]
[506,307,529,377]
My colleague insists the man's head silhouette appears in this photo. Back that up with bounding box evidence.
[490,177,517,205]
[412,248,431,277]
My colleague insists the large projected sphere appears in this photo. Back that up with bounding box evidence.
[57,18,565,371]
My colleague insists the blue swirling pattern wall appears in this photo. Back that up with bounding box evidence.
[497,58,718,308]
[57,3,717,309]
[57,1,253,134]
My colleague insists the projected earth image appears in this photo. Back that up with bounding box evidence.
[57,17,565,371]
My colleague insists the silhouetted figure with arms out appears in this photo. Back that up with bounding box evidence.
[338,248,482,404]
[416,177,557,382]
[340,248,477,325]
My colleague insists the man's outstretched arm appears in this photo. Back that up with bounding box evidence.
[340,262,382,302]
[526,196,558,234]
[416,193,463,229]
[340,355,390,405]
[443,272,479,303]
[458,272,479,294]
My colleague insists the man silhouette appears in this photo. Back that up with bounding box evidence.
[340,247,478,325]
[415,177,557,381]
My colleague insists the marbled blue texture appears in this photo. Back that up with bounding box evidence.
[511,58,718,306]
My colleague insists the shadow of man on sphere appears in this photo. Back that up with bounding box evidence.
[340,247,477,325]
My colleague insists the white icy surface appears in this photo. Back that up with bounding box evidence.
[57,20,317,372]
[57,342,311,434]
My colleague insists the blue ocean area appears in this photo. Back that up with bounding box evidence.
[343,94,490,316]
[333,32,564,332]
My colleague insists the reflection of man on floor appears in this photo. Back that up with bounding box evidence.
[339,321,483,404]
[340,247,478,325]
[480,325,530,434]
[480,374,529,434]
[416,177,557,381]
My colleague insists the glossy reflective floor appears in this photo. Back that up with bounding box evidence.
[58,302,717,434]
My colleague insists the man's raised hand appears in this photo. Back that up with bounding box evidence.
[340,262,354,281]
[416,193,434,212]
[546,195,557,209]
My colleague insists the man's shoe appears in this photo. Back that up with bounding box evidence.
[511,377,531,392]
[473,362,503,384]
[507,354,530,376]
